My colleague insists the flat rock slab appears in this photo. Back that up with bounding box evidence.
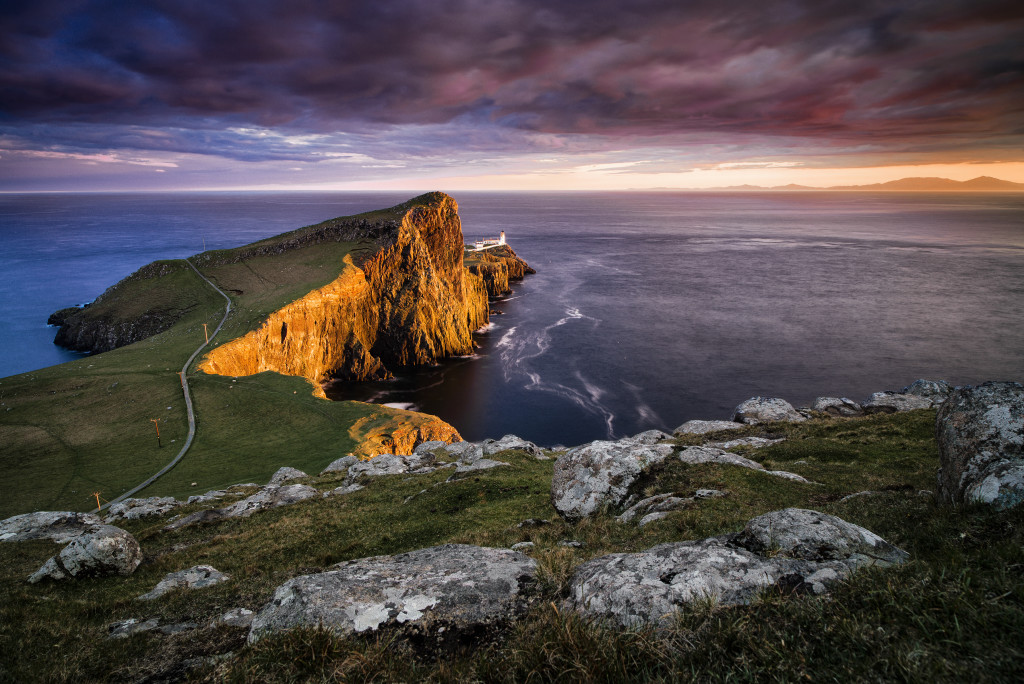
[678,447,807,482]
[568,508,907,628]
[320,455,358,476]
[221,484,319,518]
[29,525,142,583]
[551,441,674,522]
[1,511,102,543]
[249,544,537,644]
[733,397,806,425]
[862,392,934,413]
[105,497,184,523]
[138,565,231,600]
[706,436,785,450]
[454,458,510,474]
[937,381,1024,508]
[673,420,745,436]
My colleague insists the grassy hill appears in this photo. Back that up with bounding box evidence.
[2,410,1023,681]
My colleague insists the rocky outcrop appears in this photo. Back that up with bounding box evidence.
[466,245,535,297]
[165,484,319,530]
[347,408,462,458]
[936,381,1024,508]
[28,525,142,583]
[199,193,498,395]
[138,565,231,600]
[733,397,806,424]
[677,446,807,481]
[1,511,102,543]
[249,544,537,645]
[567,509,907,628]
[480,434,546,458]
[551,441,674,522]
[104,497,184,523]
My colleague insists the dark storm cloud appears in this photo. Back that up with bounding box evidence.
[1,0,1022,161]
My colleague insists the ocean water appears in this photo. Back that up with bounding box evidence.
[3,191,1024,446]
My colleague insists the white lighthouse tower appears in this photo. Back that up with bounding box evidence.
[499,231,506,245]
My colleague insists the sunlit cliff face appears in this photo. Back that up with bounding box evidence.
[198,194,490,397]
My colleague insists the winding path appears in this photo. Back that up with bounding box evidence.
[101,259,232,511]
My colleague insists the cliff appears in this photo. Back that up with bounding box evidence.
[465,244,536,297]
[197,192,525,395]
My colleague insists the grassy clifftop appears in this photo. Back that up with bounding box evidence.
[2,410,1022,681]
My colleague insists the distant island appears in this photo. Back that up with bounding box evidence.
[699,175,1024,192]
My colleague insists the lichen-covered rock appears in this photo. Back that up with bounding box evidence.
[138,565,231,600]
[221,484,319,518]
[936,381,1024,508]
[678,446,765,470]
[268,467,307,486]
[249,544,536,644]
[735,508,909,565]
[481,434,546,458]
[733,397,806,424]
[567,509,906,628]
[108,618,161,639]
[673,420,744,436]
[550,441,674,522]
[28,525,142,583]
[323,484,365,498]
[811,397,864,417]
[1,511,102,543]
[215,608,255,628]
[104,497,184,523]
[862,392,934,414]
[345,453,437,481]
[902,379,953,402]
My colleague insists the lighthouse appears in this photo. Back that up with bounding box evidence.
[499,231,506,245]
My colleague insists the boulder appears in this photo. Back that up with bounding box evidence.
[673,420,744,436]
[1,511,102,543]
[28,525,142,583]
[413,441,448,455]
[138,565,231,600]
[902,379,953,403]
[249,544,537,644]
[567,509,906,628]
[268,467,307,486]
[811,397,864,417]
[320,455,359,476]
[862,392,934,414]
[735,508,909,564]
[164,509,228,531]
[481,434,547,459]
[323,484,365,498]
[104,497,183,523]
[550,441,674,522]
[108,618,161,639]
[678,446,764,470]
[345,453,438,481]
[442,441,485,464]
[215,608,255,628]
[733,397,806,425]
[936,381,1024,508]
[221,484,319,518]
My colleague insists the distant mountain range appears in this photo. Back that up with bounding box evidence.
[705,176,1024,192]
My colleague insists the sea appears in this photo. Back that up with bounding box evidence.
[3,191,1023,447]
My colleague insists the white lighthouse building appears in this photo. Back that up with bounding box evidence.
[470,231,507,251]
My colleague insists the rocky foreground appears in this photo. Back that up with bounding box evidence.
[4,379,1021,658]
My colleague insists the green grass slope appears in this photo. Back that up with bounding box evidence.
[0,198,450,518]
[1,411,1022,681]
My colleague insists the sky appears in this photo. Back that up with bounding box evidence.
[1,0,1022,192]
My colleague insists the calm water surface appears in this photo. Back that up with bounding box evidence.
[3,191,1023,446]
